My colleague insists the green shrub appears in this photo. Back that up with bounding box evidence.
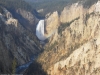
[12,58,17,74]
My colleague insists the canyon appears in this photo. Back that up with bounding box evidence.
[0,6,41,74]
[29,1,100,75]
[0,0,100,75]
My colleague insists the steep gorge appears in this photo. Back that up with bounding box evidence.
[26,1,100,75]
[1,0,100,75]
[0,6,42,74]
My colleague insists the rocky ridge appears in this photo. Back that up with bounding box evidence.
[0,7,41,73]
[35,1,100,75]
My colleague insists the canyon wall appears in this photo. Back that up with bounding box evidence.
[37,1,100,75]
[0,7,41,73]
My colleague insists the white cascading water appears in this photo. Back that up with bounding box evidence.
[36,20,46,41]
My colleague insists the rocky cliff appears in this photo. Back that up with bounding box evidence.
[44,11,59,37]
[1,0,100,75]
[0,6,41,74]
[16,9,39,32]
[30,1,100,75]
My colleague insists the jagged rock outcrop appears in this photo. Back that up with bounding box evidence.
[60,3,84,23]
[44,11,59,37]
[0,7,41,73]
[16,9,39,32]
[48,38,100,75]
[3,8,12,19]
[17,9,37,25]
[36,1,100,75]
[47,12,100,75]
[0,8,18,27]
[6,18,18,27]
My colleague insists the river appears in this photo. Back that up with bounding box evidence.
[16,20,46,74]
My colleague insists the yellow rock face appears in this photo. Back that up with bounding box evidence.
[38,2,100,75]
[60,3,84,23]
[44,11,60,37]
[47,3,100,75]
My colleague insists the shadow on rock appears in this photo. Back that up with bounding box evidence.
[24,61,47,75]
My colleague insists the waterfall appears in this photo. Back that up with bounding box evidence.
[36,20,46,41]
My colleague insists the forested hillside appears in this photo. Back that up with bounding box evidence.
[0,0,97,18]
[25,0,98,16]
[25,0,69,16]
[0,0,32,11]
